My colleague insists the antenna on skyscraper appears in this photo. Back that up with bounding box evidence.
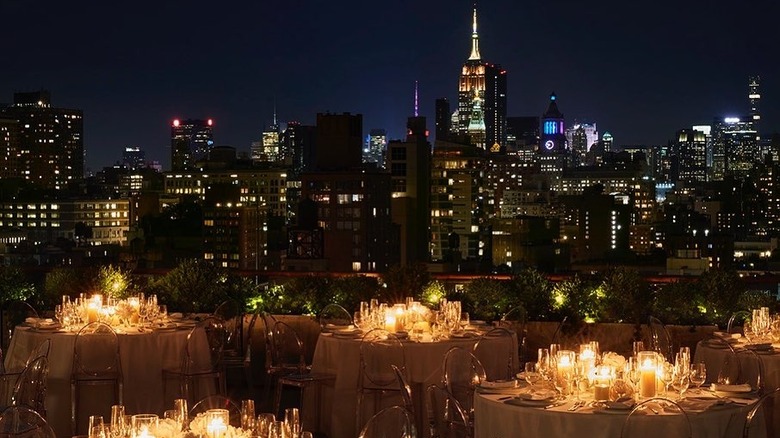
[414,81,419,117]
[272,97,277,128]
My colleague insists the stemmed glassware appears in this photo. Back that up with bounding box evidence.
[524,362,540,387]
[689,362,707,392]
[671,364,690,400]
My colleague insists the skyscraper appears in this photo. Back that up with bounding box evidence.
[0,116,19,179]
[454,8,507,150]
[672,129,707,185]
[2,91,83,190]
[711,117,758,180]
[363,129,387,167]
[435,98,451,142]
[749,75,761,138]
[122,146,146,170]
[538,93,568,173]
[170,118,214,171]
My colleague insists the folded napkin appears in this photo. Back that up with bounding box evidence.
[480,379,517,389]
[516,389,557,401]
[24,317,38,324]
[678,398,720,413]
[713,331,741,339]
[710,383,752,393]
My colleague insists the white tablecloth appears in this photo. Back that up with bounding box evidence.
[474,392,753,438]
[694,340,780,391]
[5,325,212,438]
[306,332,517,438]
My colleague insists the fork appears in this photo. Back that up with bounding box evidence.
[568,400,584,411]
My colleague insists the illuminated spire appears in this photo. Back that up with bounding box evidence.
[469,7,481,61]
[414,81,419,117]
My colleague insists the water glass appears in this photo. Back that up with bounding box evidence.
[256,414,276,438]
[110,405,125,438]
[268,421,285,438]
[241,399,257,431]
[88,416,104,438]
[284,408,300,438]
[524,362,540,386]
[173,398,188,431]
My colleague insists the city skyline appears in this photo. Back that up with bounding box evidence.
[2,0,778,171]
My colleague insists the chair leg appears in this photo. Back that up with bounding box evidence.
[273,380,283,418]
[71,381,77,436]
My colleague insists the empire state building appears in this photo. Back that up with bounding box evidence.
[454,8,507,151]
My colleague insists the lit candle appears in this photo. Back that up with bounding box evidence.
[394,306,405,332]
[128,297,140,324]
[593,365,612,401]
[637,351,657,398]
[137,425,155,438]
[385,315,397,333]
[87,302,99,323]
[207,419,226,438]
[556,350,576,395]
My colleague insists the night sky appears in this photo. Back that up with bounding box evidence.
[3,0,779,171]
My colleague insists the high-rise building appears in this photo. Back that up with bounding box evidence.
[1,91,83,190]
[122,146,146,170]
[672,129,707,185]
[281,121,316,176]
[711,117,758,180]
[313,113,362,170]
[749,75,761,138]
[435,98,451,142]
[364,129,387,167]
[566,122,598,166]
[387,117,431,265]
[506,116,539,152]
[170,118,214,171]
[430,139,488,264]
[538,93,568,173]
[0,116,20,179]
[454,8,507,150]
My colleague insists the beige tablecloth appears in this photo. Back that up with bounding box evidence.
[5,325,212,438]
[305,332,517,438]
[694,340,780,391]
[474,392,753,438]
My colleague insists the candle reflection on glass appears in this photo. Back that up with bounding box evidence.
[206,409,229,438]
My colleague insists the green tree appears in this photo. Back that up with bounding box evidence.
[507,268,553,320]
[698,269,745,326]
[600,267,653,324]
[0,266,36,303]
[379,264,431,304]
[458,277,510,322]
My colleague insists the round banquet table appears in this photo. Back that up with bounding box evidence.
[474,392,754,438]
[694,339,780,391]
[304,331,518,438]
[4,324,212,438]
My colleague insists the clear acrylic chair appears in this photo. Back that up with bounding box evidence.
[318,304,353,331]
[71,322,122,435]
[11,355,49,415]
[472,328,514,381]
[441,347,485,429]
[648,316,673,361]
[1,338,52,404]
[220,307,259,392]
[0,301,38,352]
[426,385,468,438]
[0,405,56,438]
[357,329,406,434]
[727,310,752,334]
[550,315,569,346]
[163,316,227,406]
[189,395,241,427]
[392,364,414,420]
[717,348,765,394]
[620,397,691,438]
[743,388,780,437]
[499,305,528,362]
[213,299,243,360]
[270,321,335,418]
[358,405,415,438]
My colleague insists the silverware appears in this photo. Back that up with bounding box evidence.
[544,400,567,410]
[567,401,583,411]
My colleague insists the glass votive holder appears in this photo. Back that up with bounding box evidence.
[206,409,229,438]
[592,365,614,401]
[131,414,158,438]
[637,351,658,398]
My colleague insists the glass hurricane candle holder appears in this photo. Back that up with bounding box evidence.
[592,365,614,401]
[206,409,229,438]
[637,351,658,398]
[131,414,158,438]
[555,350,576,395]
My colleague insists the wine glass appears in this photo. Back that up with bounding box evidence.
[524,362,540,387]
[671,365,690,400]
[88,416,104,438]
[660,362,674,396]
[256,413,276,438]
[689,362,707,392]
